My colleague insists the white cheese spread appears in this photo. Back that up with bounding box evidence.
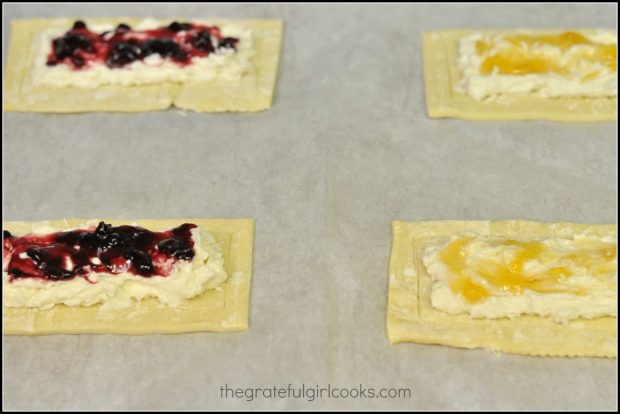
[31,19,255,88]
[422,233,617,323]
[456,30,617,100]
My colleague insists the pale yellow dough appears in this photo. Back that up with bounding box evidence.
[387,220,617,357]
[422,30,617,122]
[4,18,282,113]
[3,218,254,334]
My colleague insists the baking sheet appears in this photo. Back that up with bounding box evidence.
[2,3,617,410]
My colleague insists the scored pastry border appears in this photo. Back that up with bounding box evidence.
[3,218,254,335]
[422,29,617,122]
[387,220,617,357]
[4,18,283,113]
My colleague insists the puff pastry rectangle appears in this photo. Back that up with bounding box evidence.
[3,218,254,335]
[387,220,617,357]
[422,30,617,122]
[4,18,282,113]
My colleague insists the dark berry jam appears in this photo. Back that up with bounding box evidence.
[3,222,197,282]
[46,20,239,69]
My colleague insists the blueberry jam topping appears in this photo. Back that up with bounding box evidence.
[72,20,87,30]
[46,20,239,69]
[3,222,197,281]
[168,21,193,32]
[105,41,142,67]
[116,23,132,32]
[219,37,238,49]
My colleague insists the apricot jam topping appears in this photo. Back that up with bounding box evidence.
[438,236,617,304]
[475,31,617,77]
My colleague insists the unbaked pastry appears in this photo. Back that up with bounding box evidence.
[3,218,254,334]
[387,220,617,357]
[4,18,282,113]
[422,29,617,121]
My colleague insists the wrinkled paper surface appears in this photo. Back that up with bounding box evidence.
[3,3,617,410]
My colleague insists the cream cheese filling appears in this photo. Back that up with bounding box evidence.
[31,18,255,89]
[422,233,617,323]
[2,222,227,313]
[456,30,617,100]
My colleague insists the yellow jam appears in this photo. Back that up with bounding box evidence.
[476,31,617,76]
[439,236,617,303]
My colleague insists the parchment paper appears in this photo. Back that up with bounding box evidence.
[2,3,617,410]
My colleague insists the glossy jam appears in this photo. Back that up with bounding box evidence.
[476,31,617,76]
[3,222,197,281]
[439,236,617,303]
[46,20,239,69]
